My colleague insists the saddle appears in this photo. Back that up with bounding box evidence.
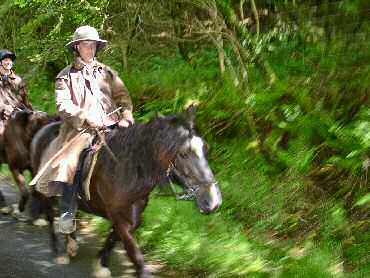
[71,125,117,203]
[73,137,101,201]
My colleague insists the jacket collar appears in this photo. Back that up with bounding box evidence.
[74,56,99,70]
[0,69,16,80]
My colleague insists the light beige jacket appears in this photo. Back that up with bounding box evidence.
[0,70,32,121]
[0,71,32,163]
[35,58,133,195]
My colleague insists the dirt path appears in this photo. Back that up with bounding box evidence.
[0,177,168,278]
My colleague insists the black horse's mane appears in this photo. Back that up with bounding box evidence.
[98,113,194,196]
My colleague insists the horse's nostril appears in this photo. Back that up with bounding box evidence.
[203,199,211,207]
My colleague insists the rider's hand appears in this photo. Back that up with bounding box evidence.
[85,118,104,129]
[118,118,133,128]
[118,112,134,128]
[4,105,14,116]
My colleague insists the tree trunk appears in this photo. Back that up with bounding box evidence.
[209,1,225,76]
[217,33,226,77]
[120,5,142,73]
[169,0,191,62]
[250,0,259,41]
[216,1,276,83]
[120,39,129,73]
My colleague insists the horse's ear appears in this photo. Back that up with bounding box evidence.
[156,111,165,118]
[185,104,196,129]
[14,110,30,127]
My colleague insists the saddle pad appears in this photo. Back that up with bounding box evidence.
[80,144,100,201]
[81,146,100,201]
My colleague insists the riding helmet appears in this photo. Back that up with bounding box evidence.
[0,49,16,62]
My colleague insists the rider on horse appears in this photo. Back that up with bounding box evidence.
[31,26,134,233]
[0,49,33,165]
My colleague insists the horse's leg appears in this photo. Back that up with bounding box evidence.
[92,230,119,278]
[43,196,70,265]
[112,200,149,277]
[114,219,147,277]
[30,185,48,226]
[67,232,79,258]
[0,178,11,214]
[0,189,11,214]
[10,168,28,214]
[0,189,6,208]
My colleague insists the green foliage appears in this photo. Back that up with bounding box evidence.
[139,193,272,277]
[354,192,370,207]
[1,0,369,276]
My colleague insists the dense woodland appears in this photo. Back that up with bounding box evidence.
[1,0,369,277]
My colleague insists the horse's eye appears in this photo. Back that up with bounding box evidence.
[179,152,188,159]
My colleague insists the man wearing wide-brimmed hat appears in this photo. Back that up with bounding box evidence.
[0,49,33,165]
[32,25,134,233]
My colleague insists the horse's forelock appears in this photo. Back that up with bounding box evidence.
[165,113,197,134]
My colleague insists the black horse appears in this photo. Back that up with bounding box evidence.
[0,110,59,220]
[31,105,222,277]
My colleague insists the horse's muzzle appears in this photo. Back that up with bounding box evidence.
[196,182,222,213]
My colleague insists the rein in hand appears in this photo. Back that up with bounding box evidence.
[90,106,123,163]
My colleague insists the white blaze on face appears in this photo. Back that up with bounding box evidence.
[190,136,214,181]
[209,182,222,207]
[190,136,204,159]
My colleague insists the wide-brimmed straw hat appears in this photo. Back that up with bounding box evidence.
[66,25,107,52]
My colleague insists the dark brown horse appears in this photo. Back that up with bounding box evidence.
[31,105,222,277]
[1,109,59,219]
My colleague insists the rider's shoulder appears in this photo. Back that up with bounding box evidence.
[97,62,119,77]
[56,65,73,80]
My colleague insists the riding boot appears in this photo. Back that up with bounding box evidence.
[59,182,77,234]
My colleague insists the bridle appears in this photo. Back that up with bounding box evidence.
[166,162,199,200]
[166,161,219,201]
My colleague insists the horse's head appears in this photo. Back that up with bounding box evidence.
[7,110,60,144]
[11,110,48,131]
[168,105,222,213]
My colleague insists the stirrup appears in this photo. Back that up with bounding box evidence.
[59,212,76,234]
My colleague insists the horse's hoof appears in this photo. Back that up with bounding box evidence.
[139,270,151,278]
[32,218,49,227]
[55,255,70,265]
[19,203,25,212]
[11,204,21,219]
[0,206,11,214]
[67,238,79,257]
[92,260,112,278]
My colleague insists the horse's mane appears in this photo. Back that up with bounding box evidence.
[45,113,61,122]
[99,113,194,197]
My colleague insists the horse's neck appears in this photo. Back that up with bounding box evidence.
[104,125,172,184]
[13,136,30,157]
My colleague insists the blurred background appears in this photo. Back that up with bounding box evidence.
[1,0,369,277]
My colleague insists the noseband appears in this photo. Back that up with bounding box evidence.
[166,162,218,201]
[166,163,199,200]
